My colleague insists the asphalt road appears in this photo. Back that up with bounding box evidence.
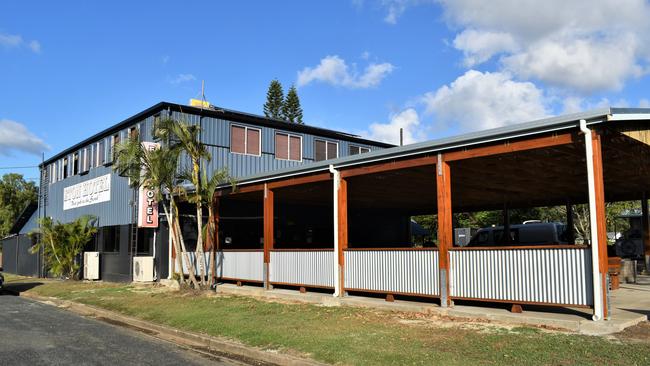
[0,295,242,366]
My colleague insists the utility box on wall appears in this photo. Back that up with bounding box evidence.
[84,252,100,280]
[133,256,154,282]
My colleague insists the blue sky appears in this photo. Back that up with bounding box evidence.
[2,0,650,182]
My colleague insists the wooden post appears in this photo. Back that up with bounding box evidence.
[591,130,609,319]
[337,176,348,296]
[436,154,452,307]
[264,184,274,290]
[642,193,650,274]
[211,196,220,283]
[566,201,575,244]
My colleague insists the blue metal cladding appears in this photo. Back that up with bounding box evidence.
[46,164,133,226]
[43,109,385,227]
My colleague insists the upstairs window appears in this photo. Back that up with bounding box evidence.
[349,145,370,156]
[81,147,91,173]
[275,132,302,161]
[97,140,106,166]
[63,157,69,179]
[230,125,261,156]
[110,133,120,162]
[73,152,79,175]
[128,126,138,140]
[314,140,338,162]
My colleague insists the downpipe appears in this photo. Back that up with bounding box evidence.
[329,164,341,297]
[580,119,604,321]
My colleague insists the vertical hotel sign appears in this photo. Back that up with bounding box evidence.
[137,142,160,228]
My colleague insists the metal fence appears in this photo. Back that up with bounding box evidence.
[270,250,335,288]
[179,250,265,283]
[449,247,593,306]
[344,249,440,296]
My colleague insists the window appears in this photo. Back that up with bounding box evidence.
[275,132,302,161]
[73,152,79,175]
[314,140,338,161]
[110,133,120,162]
[88,145,94,169]
[63,157,69,179]
[82,147,90,173]
[97,140,105,166]
[128,126,138,140]
[230,125,261,156]
[102,226,120,253]
[349,145,370,155]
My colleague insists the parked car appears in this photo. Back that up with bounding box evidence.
[467,222,569,247]
[0,272,4,293]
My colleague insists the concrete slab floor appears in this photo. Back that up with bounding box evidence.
[214,278,650,336]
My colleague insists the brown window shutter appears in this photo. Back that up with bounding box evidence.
[314,140,326,161]
[327,142,338,159]
[349,145,359,155]
[231,125,246,154]
[247,128,260,155]
[289,136,301,161]
[275,133,288,159]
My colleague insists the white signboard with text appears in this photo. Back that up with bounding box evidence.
[138,142,160,228]
[63,174,111,210]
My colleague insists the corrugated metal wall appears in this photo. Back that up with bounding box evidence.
[215,250,264,282]
[270,250,335,287]
[1,235,40,277]
[44,110,383,228]
[344,249,440,296]
[449,248,593,306]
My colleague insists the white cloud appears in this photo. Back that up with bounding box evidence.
[297,55,394,89]
[0,32,41,53]
[453,29,518,67]
[422,70,549,131]
[0,119,49,156]
[640,99,650,108]
[438,0,650,93]
[170,73,196,84]
[380,0,434,24]
[363,108,425,145]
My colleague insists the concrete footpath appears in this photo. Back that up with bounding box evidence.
[13,290,327,366]
[215,283,649,336]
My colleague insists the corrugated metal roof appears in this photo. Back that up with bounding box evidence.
[229,107,650,186]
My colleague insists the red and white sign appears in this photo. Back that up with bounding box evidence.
[138,142,160,228]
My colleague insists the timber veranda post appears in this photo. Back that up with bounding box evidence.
[436,153,453,307]
[591,129,609,319]
[263,184,274,290]
[337,175,348,297]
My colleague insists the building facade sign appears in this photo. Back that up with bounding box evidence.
[138,142,160,228]
[63,174,111,210]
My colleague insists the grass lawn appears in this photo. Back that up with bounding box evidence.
[4,275,650,366]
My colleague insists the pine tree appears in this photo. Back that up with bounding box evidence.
[282,85,304,124]
[263,79,285,119]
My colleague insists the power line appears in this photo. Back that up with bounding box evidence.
[0,165,39,170]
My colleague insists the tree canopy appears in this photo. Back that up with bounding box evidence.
[282,85,303,124]
[0,173,38,238]
[263,79,285,120]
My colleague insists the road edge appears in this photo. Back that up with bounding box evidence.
[12,290,327,366]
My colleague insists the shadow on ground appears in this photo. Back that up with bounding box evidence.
[2,281,43,295]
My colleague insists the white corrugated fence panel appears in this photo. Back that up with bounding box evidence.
[269,251,335,287]
[449,248,593,306]
[344,250,439,296]
[216,251,264,282]
[178,252,210,276]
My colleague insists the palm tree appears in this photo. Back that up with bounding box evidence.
[195,167,236,287]
[113,126,200,288]
[30,215,97,279]
[156,118,211,286]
